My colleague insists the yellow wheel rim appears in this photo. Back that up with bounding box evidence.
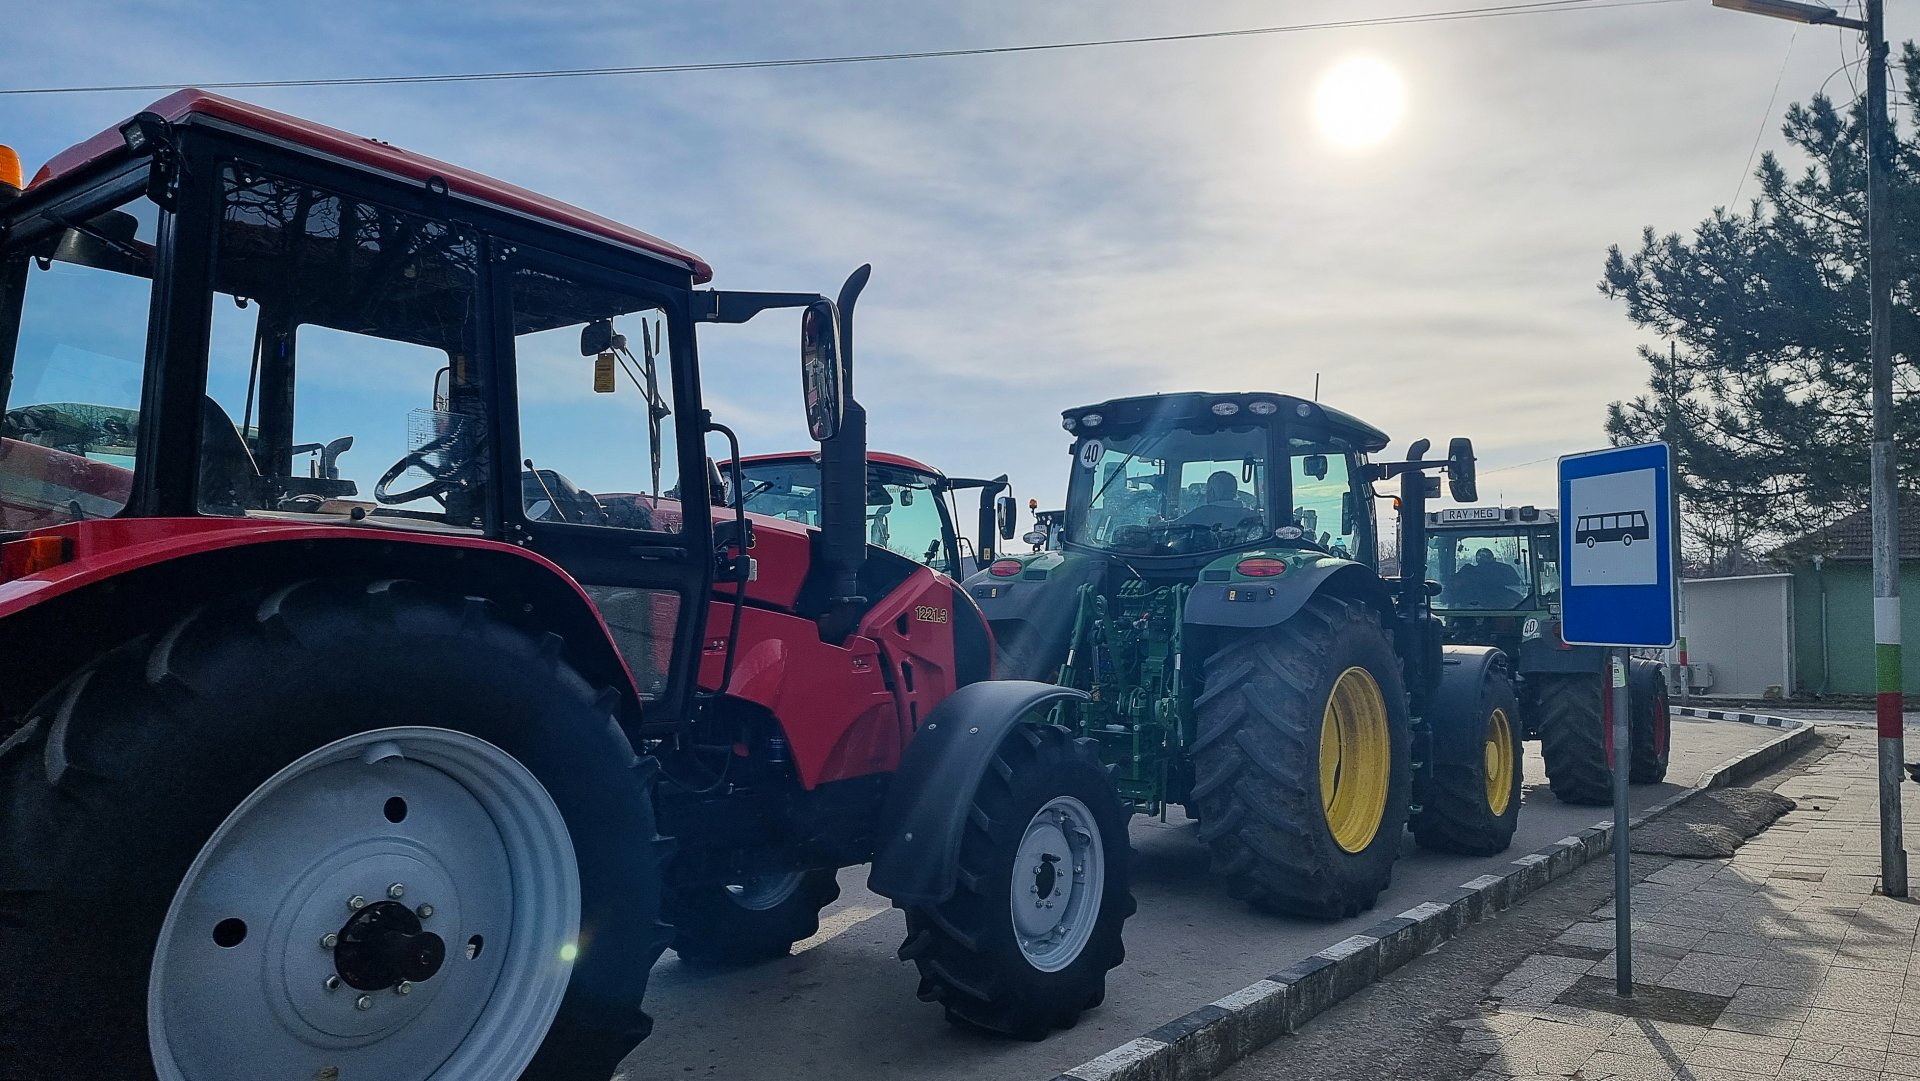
[1319,666,1392,854]
[1484,707,1515,817]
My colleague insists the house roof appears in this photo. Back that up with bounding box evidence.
[1774,503,1920,563]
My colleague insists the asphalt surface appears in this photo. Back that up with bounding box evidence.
[619,716,1783,1081]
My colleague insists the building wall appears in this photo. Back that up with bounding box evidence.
[1681,574,1794,697]
[1790,562,1920,695]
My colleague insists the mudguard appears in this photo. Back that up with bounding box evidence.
[1430,645,1511,733]
[867,680,1089,906]
[1516,635,1606,676]
[960,550,1099,625]
[1182,556,1393,630]
[1628,656,1666,699]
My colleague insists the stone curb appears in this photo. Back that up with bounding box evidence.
[1047,711,1821,1081]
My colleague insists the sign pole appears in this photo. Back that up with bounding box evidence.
[1611,648,1633,996]
[1560,442,1674,1000]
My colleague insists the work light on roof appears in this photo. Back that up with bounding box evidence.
[1211,402,1240,417]
[1062,416,1076,432]
[1081,413,1103,428]
[1248,401,1278,416]
[1295,403,1312,417]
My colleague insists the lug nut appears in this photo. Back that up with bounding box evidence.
[348,895,366,911]
[416,903,434,919]
[396,980,413,996]
[320,932,338,950]
[387,883,406,900]
[355,994,373,1011]
[323,975,340,992]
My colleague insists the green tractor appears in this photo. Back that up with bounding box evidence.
[1423,506,1672,804]
[965,392,1521,919]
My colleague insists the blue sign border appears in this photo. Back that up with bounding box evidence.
[1558,442,1677,648]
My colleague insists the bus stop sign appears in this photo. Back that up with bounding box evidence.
[1558,442,1678,648]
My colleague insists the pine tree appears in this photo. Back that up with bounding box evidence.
[1600,44,1920,573]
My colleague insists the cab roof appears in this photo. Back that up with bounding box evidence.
[1062,391,1391,453]
[28,89,713,283]
[739,450,943,478]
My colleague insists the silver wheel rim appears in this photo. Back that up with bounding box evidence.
[147,727,580,1081]
[726,872,806,912]
[1009,795,1104,973]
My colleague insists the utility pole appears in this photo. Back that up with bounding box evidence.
[1863,0,1906,898]
[1712,0,1902,896]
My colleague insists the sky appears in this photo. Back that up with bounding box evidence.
[3,0,1914,525]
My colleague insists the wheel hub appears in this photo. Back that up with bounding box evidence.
[333,901,447,990]
[1008,796,1105,973]
[147,727,581,1081]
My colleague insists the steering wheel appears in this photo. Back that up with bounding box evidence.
[375,430,472,505]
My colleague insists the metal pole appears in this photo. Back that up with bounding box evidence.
[1865,0,1907,898]
[1669,343,1690,706]
[1612,647,1633,995]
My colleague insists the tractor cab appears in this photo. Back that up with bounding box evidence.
[735,450,1014,578]
[0,90,866,730]
[1057,392,1387,570]
[1426,506,1561,613]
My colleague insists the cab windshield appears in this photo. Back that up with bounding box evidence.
[737,458,958,573]
[1064,425,1269,556]
[1428,529,1548,611]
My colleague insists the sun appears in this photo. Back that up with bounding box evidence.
[1313,56,1407,149]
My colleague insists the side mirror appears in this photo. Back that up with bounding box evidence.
[1447,437,1478,503]
[996,494,1017,540]
[1302,453,1329,480]
[800,301,844,442]
[580,319,615,357]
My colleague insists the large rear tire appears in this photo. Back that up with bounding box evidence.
[1535,672,1612,805]
[1190,596,1411,919]
[898,725,1132,1040]
[0,579,668,1081]
[1411,670,1522,856]
[1630,665,1672,784]
[666,869,841,965]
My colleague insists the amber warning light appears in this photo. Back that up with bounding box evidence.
[0,146,23,192]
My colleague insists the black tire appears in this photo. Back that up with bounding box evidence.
[1189,595,1411,919]
[1411,670,1522,856]
[0,578,668,1081]
[1630,665,1672,784]
[898,725,1133,1040]
[1535,672,1612,805]
[666,869,841,965]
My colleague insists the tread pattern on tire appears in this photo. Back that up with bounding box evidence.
[666,869,842,965]
[0,578,670,1081]
[1188,595,1410,920]
[1411,672,1522,857]
[1629,667,1671,785]
[898,725,1133,1040]
[1536,672,1612,805]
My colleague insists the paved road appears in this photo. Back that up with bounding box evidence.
[618,716,1782,1081]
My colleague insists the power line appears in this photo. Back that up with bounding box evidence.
[0,0,1684,97]
[1733,28,1796,206]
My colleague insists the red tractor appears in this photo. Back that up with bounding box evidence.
[0,92,1133,1081]
[733,449,1017,580]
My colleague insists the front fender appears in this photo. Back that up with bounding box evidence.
[867,680,1088,906]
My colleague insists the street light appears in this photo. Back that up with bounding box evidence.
[1713,0,1903,898]
[1710,0,1864,29]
